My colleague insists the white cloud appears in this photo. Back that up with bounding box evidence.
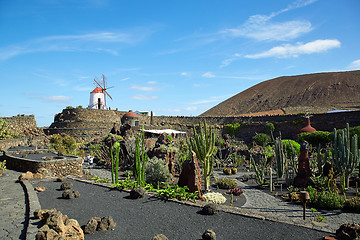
[0,30,153,60]
[245,39,341,59]
[181,72,188,76]
[220,0,315,41]
[184,106,198,111]
[132,95,158,100]
[148,81,157,84]
[121,77,130,81]
[220,53,241,68]
[193,83,201,88]
[39,96,72,103]
[347,59,360,70]
[202,72,215,78]
[131,85,158,91]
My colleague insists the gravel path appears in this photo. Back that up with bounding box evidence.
[214,171,360,233]
[35,178,327,240]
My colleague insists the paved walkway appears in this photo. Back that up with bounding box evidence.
[0,169,40,240]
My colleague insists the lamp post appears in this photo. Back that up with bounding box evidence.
[299,191,310,220]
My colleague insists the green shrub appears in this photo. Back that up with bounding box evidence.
[252,133,271,147]
[65,106,74,109]
[49,134,65,153]
[344,197,360,213]
[224,123,242,137]
[61,135,77,154]
[122,170,133,178]
[307,186,345,210]
[297,131,332,146]
[217,177,238,189]
[145,157,172,186]
[167,135,173,142]
[282,139,300,156]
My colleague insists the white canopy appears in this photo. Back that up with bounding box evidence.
[140,128,187,135]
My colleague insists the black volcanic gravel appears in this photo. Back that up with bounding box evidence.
[35,179,327,240]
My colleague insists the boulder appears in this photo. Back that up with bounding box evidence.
[34,186,46,192]
[19,171,33,181]
[178,152,202,199]
[73,190,80,198]
[84,217,101,234]
[202,204,218,215]
[35,209,84,240]
[62,190,75,199]
[84,217,100,234]
[60,182,73,190]
[33,173,43,179]
[202,229,216,240]
[130,187,146,199]
[152,233,168,240]
[336,223,360,240]
[97,216,116,231]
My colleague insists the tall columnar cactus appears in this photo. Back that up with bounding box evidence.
[332,123,360,188]
[250,154,266,185]
[274,136,286,178]
[134,129,148,186]
[188,121,216,191]
[110,142,120,184]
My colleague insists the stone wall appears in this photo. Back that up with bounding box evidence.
[3,150,83,176]
[45,108,360,143]
[0,136,48,151]
[1,114,38,136]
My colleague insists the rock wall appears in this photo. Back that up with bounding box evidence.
[0,136,48,151]
[41,108,360,143]
[1,114,38,136]
[3,150,83,176]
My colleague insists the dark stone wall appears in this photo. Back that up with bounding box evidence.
[1,115,38,136]
[3,150,82,176]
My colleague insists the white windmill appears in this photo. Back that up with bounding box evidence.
[88,74,114,109]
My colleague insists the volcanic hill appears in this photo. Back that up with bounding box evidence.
[201,70,360,117]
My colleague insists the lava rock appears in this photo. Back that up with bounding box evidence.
[60,182,73,190]
[56,177,65,182]
[73,190,80,198]
[19,171,33,181]
[130,187,146,199]
[336,223,360,240]
[34,186,46,192]
[202,229,216,240]
[97,216,116,231]
[62,190,75,199]
[202,204,219,215]
[152,233,168,240]
[84,217,100,234]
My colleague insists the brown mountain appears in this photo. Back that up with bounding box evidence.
[201,70,360,116]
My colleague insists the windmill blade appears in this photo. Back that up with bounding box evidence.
[94,77,103,88]
[105,86,114,90]
[104,90,113,100]
[101,74,107,88]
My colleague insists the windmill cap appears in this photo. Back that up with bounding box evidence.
[91,87,103,93]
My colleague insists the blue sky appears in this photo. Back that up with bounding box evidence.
[1,0,359,127]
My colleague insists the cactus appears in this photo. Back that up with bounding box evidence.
[332,123,360,188]
[110,142,120,184]
[274,136,286,178]
[188,121,216,191]
[250,154,266,185]
[134,128,148,186]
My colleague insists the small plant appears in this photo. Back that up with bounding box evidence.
[228,188,243,196]
[0,160,6,176]
[217,178,238,189]
[231,167,237,174]
[155,184,198,202]
[309,208,326,222]
[203,192,227,204]
[344,197,360,213]
[223,167,232,175]
[91,176,111,183]
[145,157,172,186]
[122,170,133,178]
[250,154,267,186]
[134,128,148,186]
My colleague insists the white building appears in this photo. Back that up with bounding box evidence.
[88,87,106,109]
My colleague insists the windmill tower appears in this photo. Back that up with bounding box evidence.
[88,74,113,109]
